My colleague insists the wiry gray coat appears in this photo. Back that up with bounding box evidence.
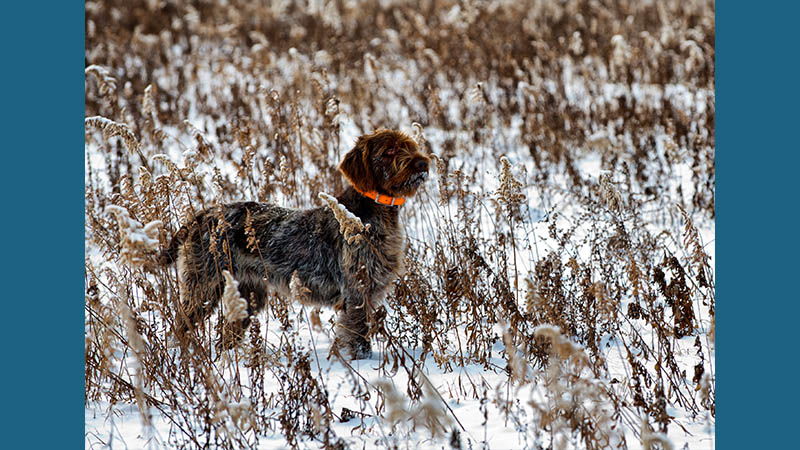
[159,129,429,359]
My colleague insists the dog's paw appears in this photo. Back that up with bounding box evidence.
[333,335,373,360]
[348,340,373,360]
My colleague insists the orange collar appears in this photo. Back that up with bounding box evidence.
[354,188,405,206]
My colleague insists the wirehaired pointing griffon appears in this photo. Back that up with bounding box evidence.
[158,129,430,359]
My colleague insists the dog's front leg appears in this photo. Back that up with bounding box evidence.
[335,285,373,360]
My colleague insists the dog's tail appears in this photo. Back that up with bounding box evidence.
[158,225,189,266]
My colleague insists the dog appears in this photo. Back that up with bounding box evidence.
[158,129,430,359]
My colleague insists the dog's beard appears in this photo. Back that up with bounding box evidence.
[394,171,427,193]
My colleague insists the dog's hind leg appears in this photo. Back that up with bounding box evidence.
[174,273,223,344]
[216,272,268,351]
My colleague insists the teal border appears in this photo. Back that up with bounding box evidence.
[718,3,799,449]
[1,2,84,448]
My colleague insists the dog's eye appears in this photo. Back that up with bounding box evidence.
[384,149,397,158]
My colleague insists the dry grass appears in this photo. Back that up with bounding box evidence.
[85,1,715,448]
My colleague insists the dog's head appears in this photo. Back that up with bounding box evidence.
[339,129,430,198]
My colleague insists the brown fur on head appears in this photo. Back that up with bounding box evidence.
[339,129,430,198]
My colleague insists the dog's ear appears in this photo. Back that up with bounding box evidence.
[339,137,378,193]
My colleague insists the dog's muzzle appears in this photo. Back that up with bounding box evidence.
[408,171,427,186]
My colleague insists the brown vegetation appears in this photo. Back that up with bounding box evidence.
[85,1,715,448]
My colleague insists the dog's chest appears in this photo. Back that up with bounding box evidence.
[376,225,406,271]
[356,212,407,285]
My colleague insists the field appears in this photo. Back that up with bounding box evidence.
[84,1,715,448]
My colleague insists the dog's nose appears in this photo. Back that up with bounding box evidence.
[414,159,429,172]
